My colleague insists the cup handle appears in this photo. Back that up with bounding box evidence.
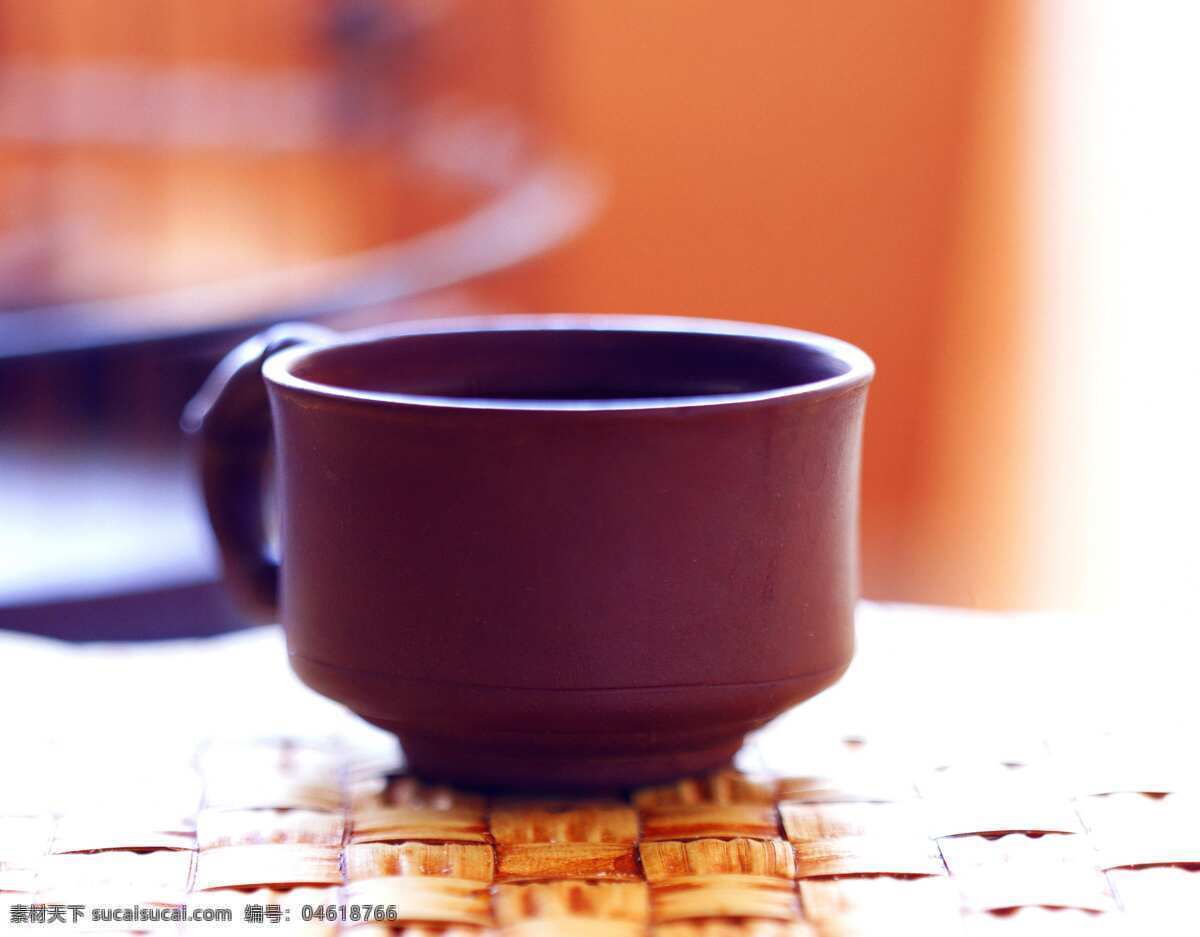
[182,322,336,623]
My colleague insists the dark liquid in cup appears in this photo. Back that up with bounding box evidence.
[295,328,851,402]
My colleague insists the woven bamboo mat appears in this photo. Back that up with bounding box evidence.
[1,607,1197,935]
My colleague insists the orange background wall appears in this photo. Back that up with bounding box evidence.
[480,1,1030,607]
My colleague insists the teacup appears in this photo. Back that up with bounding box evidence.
[186,315,873,789]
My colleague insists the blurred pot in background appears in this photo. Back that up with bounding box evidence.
[0,0,594,638]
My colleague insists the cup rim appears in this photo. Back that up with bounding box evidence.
[263,314,875,412]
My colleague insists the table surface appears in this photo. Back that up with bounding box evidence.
[1,603,1197,935]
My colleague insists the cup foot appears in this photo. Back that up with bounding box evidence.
[390,733,745,793]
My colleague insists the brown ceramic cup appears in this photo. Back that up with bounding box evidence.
[185,315,873,789]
